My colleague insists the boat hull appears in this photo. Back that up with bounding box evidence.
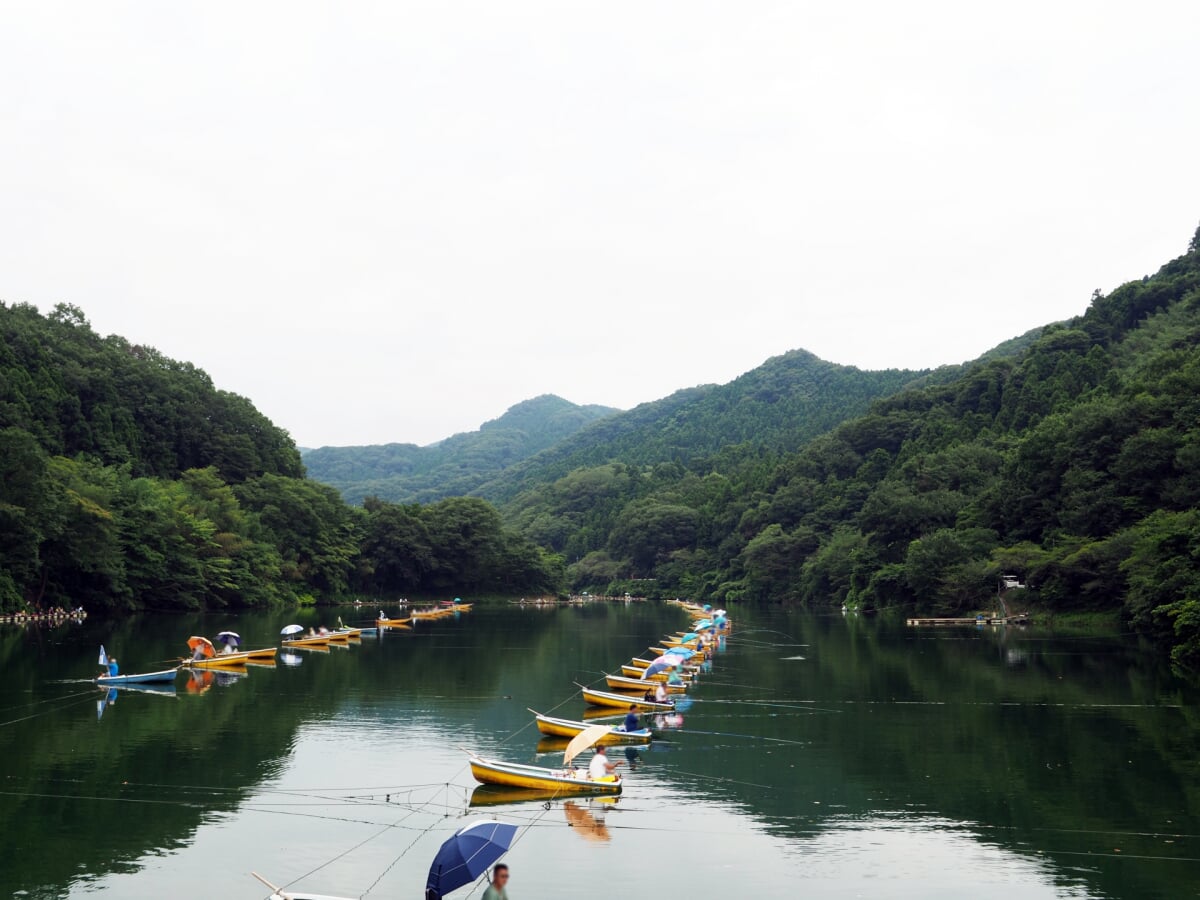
[581,686,674,712]
[281,636,332,648]
[469,757,621,795]
[605,674,687,694]
[184,647,277,669]
[96,667,179,685]
[533,713,651,744]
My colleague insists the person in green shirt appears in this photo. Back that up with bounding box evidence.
[481,863,510,899]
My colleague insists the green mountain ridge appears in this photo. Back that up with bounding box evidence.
[302,394,618,504]
[503,223,1200,665]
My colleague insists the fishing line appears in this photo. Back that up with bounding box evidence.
[674,728,811,746]
[0,688,99,714]
[359,815,442,897]
[283,784,447,891]
[0,693,102,727]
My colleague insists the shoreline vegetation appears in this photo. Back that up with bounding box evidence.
[3,223,1200,667]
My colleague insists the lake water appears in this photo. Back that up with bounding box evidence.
[2,603,1200,899]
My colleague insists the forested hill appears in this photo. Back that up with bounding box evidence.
[477,350,924,504]
[0,303,302,481]
[0,303,560,613]
[515,223,1200,665]
[303,395,617,504]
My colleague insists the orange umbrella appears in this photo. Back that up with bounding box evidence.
[187,636,215,659]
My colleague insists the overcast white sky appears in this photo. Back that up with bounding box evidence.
[2,2,1198,448]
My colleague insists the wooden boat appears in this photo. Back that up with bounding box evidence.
[96,667,178,686]
[650,646,702,659]
[411,608,452,621]
[281,635,332,648]
[580,684,675,712]
[619,664,693,682]
[605,673,687,694]
[333,627,363,639]
[376,616,412,629]
[325,631,350,643]
[184,647,272,669]
[661,637,699,648]
[467,754,621,795]
[626,657,699,673]
[531,711,651,744]
[185,646,277,668]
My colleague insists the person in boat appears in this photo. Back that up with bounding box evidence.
[191,643,207,661]
[589,745,620,781]
[106,657,119,678]
[667,668,684,686]
[220,641,237,655]
[481,863,510,900]
[623,705,640,733]
[643,686,655,702]
[654,682,668,704]
[308,627,317,637]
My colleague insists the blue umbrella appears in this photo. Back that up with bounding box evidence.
[665,646,697,659]
[426,820,517,899]
[643,655,682,679]
[676,633,699,643]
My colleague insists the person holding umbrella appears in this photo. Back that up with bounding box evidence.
[481,864,510,900]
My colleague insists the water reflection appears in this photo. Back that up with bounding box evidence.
[2,605,1199,899]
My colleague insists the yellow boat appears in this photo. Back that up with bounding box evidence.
[531,710,652,744]
[281,635,331,648]
[467,754,622,795]
[334,627,363,639]
[377,616,412,629]
[326,631,350,643]
[579,684,675,712]
[182,647,276,669]
[619,664,693,682]
[605,673,687,694]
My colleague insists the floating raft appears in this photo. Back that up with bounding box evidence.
[906,614,1030,627]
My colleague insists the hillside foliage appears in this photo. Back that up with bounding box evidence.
[502,225,1200,665]
[0,304,559,612]
[303,395,617,504]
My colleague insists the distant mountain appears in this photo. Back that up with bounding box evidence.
[478,350,925,504]
[303,395,619,504]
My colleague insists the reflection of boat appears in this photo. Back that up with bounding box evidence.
[469,784,571,807]
[95,667,178,686]
[95,681,177,697]
[281,635,331,648]
[467,754,622,795]
[604,673,687,694]
[580,685,674,712]
[245,658,277,669]
[186,670,214,694]
[581,707,625,722]
[280,651,303,667]
[563,800,610,842]
[183,648,276,669]
[285,644,330,654]
[532,711,651,744]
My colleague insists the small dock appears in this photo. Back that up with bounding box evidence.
[907,614,1029,627]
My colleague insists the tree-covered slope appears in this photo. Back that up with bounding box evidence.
[478,350,924,504]
[0,302,303,481]
[522,223,1200,665]
[0,304,560,613]
[304,394,618,504]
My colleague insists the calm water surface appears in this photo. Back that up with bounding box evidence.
[2,603,1200,899]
